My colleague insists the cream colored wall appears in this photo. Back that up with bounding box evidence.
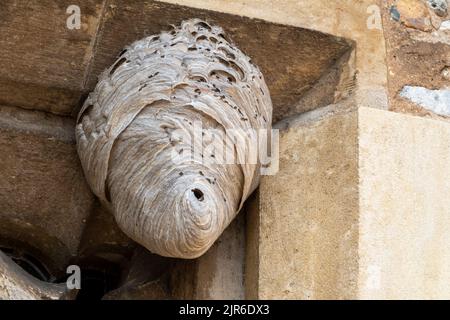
[358,107,450,299]
[251,106,360,300]
[249,105,450,299]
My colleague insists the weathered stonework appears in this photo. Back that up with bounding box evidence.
[0,105,95,276]
[170,215,245,300]
[1,0,449,300]
[246,106,450,299]
[0,0,105,115]
[382,0,450,120]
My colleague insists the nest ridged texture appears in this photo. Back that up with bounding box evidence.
[76,19,272,258]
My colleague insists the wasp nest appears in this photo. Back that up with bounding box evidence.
[76,19,272,258]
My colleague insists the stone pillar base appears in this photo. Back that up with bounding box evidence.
[246,106,450,300]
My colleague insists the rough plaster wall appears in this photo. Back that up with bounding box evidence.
[382,0,450,119]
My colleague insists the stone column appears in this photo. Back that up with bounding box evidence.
[170,215,246,300]
[246,106,450,300]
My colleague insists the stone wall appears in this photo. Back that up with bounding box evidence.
[382,0,450,118]
[0,0,449,299]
